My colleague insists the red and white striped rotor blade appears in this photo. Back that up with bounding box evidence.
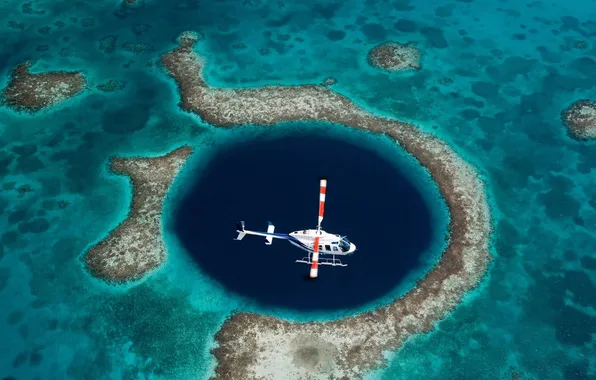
[311,179,326,278]
[317,178,327,229]
[310,236,320,278]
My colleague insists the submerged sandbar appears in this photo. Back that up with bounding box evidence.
[85,147,192,283]
[158,33,492,379]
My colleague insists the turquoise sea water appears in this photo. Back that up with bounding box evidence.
[1,0,595,379]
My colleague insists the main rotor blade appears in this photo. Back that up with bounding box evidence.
[311,178,326,278]
[310,236,320,278]
[317,178,326,229]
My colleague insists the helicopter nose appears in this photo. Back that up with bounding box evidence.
[349,243,356,253]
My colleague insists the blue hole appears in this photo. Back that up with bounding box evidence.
[173,127,438,312]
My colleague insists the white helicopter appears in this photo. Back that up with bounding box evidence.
[234,178,356,278]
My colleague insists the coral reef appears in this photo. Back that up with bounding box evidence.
[96,79,126,92]
[160,33,491,379]
[321,77,337,86]
[367,42,421,71]
[85,147,192,283]
[561,99,596,139]
[99,35,118,54]
[177,30,201,48]
[121,0,141,8]
[1,62,86,113]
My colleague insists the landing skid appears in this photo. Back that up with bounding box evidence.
[295,254,347,267]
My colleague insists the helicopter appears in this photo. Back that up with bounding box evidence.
[234,178,356,278]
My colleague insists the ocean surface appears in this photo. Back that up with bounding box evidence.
[0,0,595,379]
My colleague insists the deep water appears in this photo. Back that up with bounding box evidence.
[174,126,437,312]
[1,0,596,379]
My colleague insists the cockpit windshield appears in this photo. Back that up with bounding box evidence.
[339,237,351,252]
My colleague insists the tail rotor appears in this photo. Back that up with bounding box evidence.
[234,221,246,240]
[236,221,245,232]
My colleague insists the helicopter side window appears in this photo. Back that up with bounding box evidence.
[325,244,331,251]
[318,245,323,251]
[332,246,339,252]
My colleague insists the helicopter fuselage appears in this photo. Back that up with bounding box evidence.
[288,229,356,256]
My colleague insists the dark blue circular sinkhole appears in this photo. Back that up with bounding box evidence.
[173,128,435,312]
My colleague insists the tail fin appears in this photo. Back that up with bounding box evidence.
[234,221,246,240]
[264,222,275,245]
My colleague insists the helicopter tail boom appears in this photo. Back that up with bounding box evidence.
[233,221,288,245]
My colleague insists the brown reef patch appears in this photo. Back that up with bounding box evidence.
[321,77,337,86]
[561,99,596,140]
[1,62,86,113]
[158,33,492,380]
[96,79,126,93]
[122,0,141,8]
[85,147,192,283]
[367,42,421,71]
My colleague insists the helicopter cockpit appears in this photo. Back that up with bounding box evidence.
[339,237,351,252]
